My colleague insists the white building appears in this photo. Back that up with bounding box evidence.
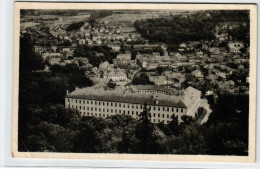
[65,86,202,124]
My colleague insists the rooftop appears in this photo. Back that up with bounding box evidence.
[66,87,187,108]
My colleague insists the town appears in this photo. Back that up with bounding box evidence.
[18,9,250,155]
[20,10,249,125]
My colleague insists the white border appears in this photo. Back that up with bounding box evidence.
[1,0,259,168]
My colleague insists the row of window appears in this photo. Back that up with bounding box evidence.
[70,104,184,114]
[139,90,166,95]
[76,107,179,119]
[68,99,143,109]
[68,99,185,113]
[81,112,173,124]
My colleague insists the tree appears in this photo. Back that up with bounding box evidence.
[132,73,155,85]
[72,121,101,153]
[166,123,209,154]
[135,103,155,153]
[168,114,181,136]
[20,33,45,73]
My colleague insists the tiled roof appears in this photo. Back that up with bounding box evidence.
[66,87,187,108]
[133,85,176,95]
[181,87,201,109]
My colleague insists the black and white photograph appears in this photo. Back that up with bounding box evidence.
[12,3,257,162]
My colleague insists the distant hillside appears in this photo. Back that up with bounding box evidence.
[134,10,249,45]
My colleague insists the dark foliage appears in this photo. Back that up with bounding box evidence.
[132,73,155,85]
[66,21,84,32]
[134,10,249,47]
[73,45,116,67]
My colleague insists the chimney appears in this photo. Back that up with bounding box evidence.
[155,95,159,105]
[66,90,69,95]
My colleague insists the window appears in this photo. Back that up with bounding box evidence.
[79,100,81,104]
[154,106,156,110]
[72,105,74,108]
[91,107,93,111]
[158,114,160,117]
[107,102,109,106]
[181,109,183,113]
[115,109,117,113]
[111,103,113,106]
[154,119,155,122]
[83,106,85,110]
[158,107,160,111]
[95,108,97,111]
[87,107,89,110]
[158,119,160,122]
[83,100,85,104]
[87,100,89,104]
[107,109,109,112]
[99,102,101,105]
[95,113,97,116]
[128,104,130,108]
[123,104,125,108]
[172,108,174,112]
[76,106,77,109]
[177,108,179,112]
[115,103,117,107]
[103,108,105,112]
[167,114,169,118]
[103,102,105,106]
[132,105,134,108]
[154,113,155,117]
[132,111,134,115]
[79,106,81,110]
[162,114,164,118]
[99,108,101,111]
[91,101,93,105]
[119,110,121,113]
[167,108,169,112]
[119,103,121,107]
[136,105,138,109]
[136,112,138,115]
[123,110,125,114]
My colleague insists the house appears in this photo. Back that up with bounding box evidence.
[149,76,167,86]
[208,47,220,58]
[103,69,127,82]
[92,67,101,76]
[99,61,110,72]
[49,58,60,65]
[42,53,62,60]
[116,53,131,60]
[228,41,244,53]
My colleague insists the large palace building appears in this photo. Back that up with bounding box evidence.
[65,86,201,124]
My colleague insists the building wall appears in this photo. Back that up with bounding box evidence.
[65,98,187,124]
[186,98,200,117]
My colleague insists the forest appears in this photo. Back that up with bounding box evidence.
[134,10,249,46]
